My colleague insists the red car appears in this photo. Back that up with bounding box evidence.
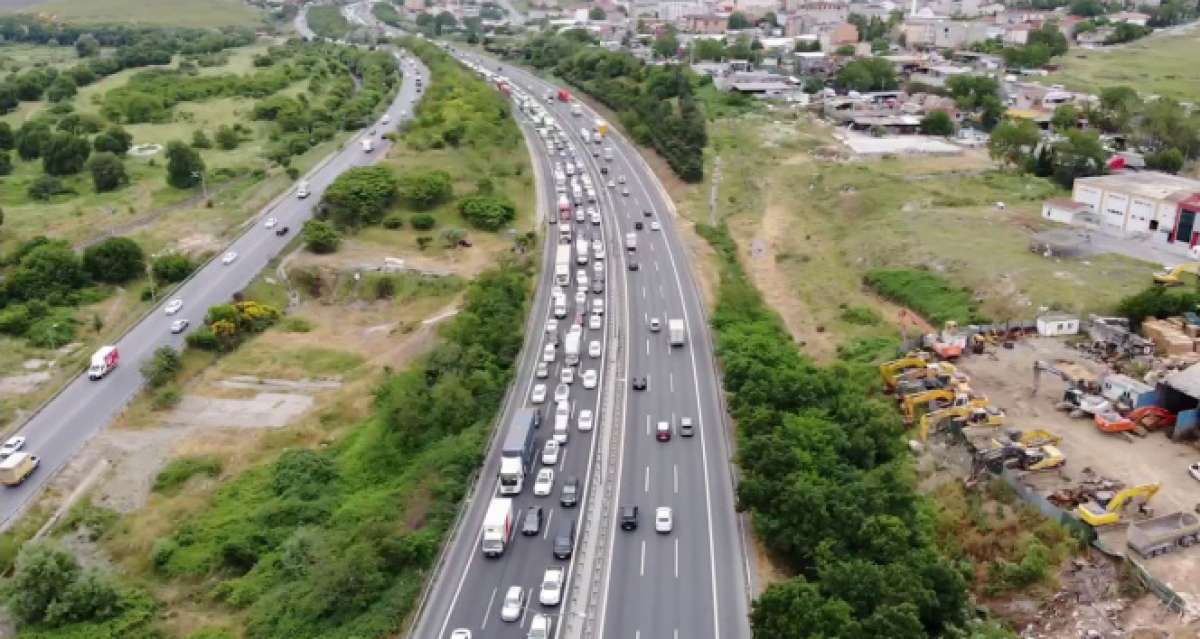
[655,421,671,442]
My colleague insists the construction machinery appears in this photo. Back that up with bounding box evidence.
[991,428,1062,448]
[924,321,968,360]
[1075,483,1161,527]
[919,403,1006,440]
[879,355,932,392]
[901,387,989,423]
[893,363,964,398]
[1153,262,1200,286]
[1127,406,1177,432]
[974,443,1065,476]
[1086,315,1155,358]
[1127,512,1200,558]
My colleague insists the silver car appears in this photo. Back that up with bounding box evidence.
[500,585,524,622]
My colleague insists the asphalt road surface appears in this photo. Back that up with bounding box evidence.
[410,47,752,639]
[0,51,426,529]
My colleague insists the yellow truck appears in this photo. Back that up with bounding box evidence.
[0,451,39,487]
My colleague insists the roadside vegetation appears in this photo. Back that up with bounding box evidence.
[698,222,1012,638]
[305,6,351,41]
[507,29,707,182]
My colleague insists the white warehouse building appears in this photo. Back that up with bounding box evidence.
[1050,172,1200,245]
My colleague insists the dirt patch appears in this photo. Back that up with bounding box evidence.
[174,232,221,256]
[167,392,317,429]
[0,371,52,396]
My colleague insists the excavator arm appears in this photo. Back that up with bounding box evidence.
[1154,262,1200,286]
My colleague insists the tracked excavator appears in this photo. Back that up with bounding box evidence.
[918,403,1006,440]
[1153,262,1200,286]
[902,387,989,424]
[1076,483,1161,527]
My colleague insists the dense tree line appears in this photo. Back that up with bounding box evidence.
[697,224,974,638]
[516,31,707,182]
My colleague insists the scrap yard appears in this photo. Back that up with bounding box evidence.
[887,314,1200,628]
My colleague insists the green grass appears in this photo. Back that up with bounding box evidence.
[865,268,988,325]
[1044,28,1200,101]
[153,455,224,495]
[10,0,265,28]
[0,43,82,72]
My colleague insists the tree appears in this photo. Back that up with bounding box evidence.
[0,151,12,176]
[215,125,239,150]
[397,169,452,211]
[83,236,144,283]
[57,113,104,135]
[0,121,13,150]
[653,30,680,59]
[410,213,436,230]
[1146,147,1185,173]
[750,578,857,638]
[75,33,100,58]
[835,44,857,56]
[1097,85,1139,132]
[987,118,1040,167]
[1069,0,1105,16]
[836,57,898,91]
[762,11,780,27]
[1050,129,1106,188]
[191,129,212,149]
[140,345,181,388]
[6,542,81,624]
[6,241,87,301]
[434,10,457,34]
[27,175,73,201]
[588,6,606,20]
[165,140,204,189]
[45,76,76,103]
[41,132,91,176]
[1051,103,1079,131]
[87,151,128,192]
[920,110,954,135]
[302,220,341,253]
[320,166,399,227]
[92,125,132,155]
[691,38,727,61]
[728,12,751,29]
[459,195,517,230]
[1138,98,1200,158]
[15,120,51,160]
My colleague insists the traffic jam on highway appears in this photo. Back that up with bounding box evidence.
[441,55,694,639]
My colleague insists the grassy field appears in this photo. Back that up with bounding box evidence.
[6,0,265,28]
[1044,25,1200,101]
[676,116,1151,361]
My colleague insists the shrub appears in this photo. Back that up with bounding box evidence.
[165,140,205,189]
[0,150,12,176]
[864,268,986,325]
[42,131,92,176]
[186,327,219,350]
[279,316,313,332]
[382,213,405,229]
[83,236,144,283]
[458,194,516,231]
[140,345,181,388]
[151,384,182,410]
[215,125,239,150]
[25,313,77,348]
[152,253,194,283]
[27,175,75,201]
[154,455,224,495]
[397,169,453,210]
[302,220,340,254]
[319,166,398,227]
[410,213,436,230]
[88,151,129,192]
[191,129,212,149]
[840,305,881,326]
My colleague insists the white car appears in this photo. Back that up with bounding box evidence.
[500,586,523,623]
[589,314,602,330]
[536,361,549,379]
[560,367,575,385]
[650,221,661,231]
[539,566,564,605]
[617,175,626,184]
[545,318,558,335]
[649,317,661,332]
[534,468,555,496]
[582,369,597,389]
[263,217,278,229]
[542,440,560,465]
[531,383,547,404]
[543,343,556,363]
[592,260,603,274]
[221,251,238,265]
[554,383,570,403]
[588,340,601,358]
[528,614,552,639]
[0,436,26,459]
[591,298,604,315]
[164,299,183,315]
[575,291,586,307]
[575,269,588,287]
[578,409,594,432]
[621,186,629,197]
[450,630,471,639]
[655,506,673,534]
[607,179,615,188]
[170,318,190,334]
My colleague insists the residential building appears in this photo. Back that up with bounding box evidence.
[820,21,859,48]
[733,0,783,17]
[1061,172,1200,241]
[1111,10,1150,25]
[1076,27,1114,45]
[684,14,729,33]
[658,0,708,20]
[908,64,973,88]
[903,16,991,48]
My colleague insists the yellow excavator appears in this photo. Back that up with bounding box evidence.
[1075,483,1161,526]
[990,428,1061,449]
[902,388,988,424]
[919,403,1006,440]
[1153,263,1200,286]
[974,443,1064,475]
[879,356,932,392]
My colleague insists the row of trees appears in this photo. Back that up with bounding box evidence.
[697,224,975,638]
[520,30,707,182]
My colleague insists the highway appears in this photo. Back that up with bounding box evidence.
[399,41,752,639]
[0,50,426,529]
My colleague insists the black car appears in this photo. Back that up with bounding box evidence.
[620,505,639,531]
[643,209,653,218]
[522,506,543,536]
[560,476,579,508]
[628,261,639,272]
[632,376,647,391]
[591,281,603,294]
[275,226,290,236]
[532,410,543,430]
[634,221,644,230]
[600,166,608,175]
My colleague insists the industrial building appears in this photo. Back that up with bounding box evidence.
[1042,172,1200,245]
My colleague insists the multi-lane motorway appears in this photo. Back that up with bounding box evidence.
[402,38,752,639]
[0,50,425,528]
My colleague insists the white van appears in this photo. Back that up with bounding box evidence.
[296,180,310,199]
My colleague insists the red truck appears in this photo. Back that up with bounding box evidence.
[557,88,571,102]
[496,80,511,96]
[87,345,119,380]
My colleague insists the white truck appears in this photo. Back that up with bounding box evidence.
[553,400,570,444]
[361,138,374,153]
[668,319,686,347]
[565,328,581,366]
[481,498,515,557]
[575,237,589,265]
[554,244,571,286]
[87,346,119,380]
[553,292,568,319]
[625,232,637,252]
[570,103,582,117]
